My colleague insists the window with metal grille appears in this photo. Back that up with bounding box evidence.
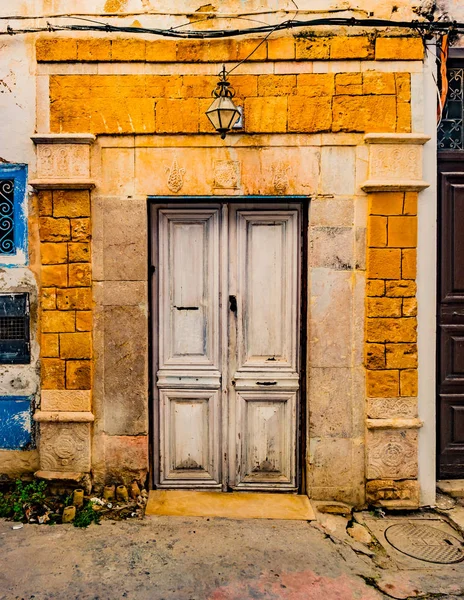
[0,165,27,265]
[438,64,464,151]
[0,179,15,255]
[0,294,30,364]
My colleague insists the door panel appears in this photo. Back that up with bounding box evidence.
[158,208,220,370]
[159,389,220,485]
[236,391,296,486]
[438,160,464,478]
[153,202,301,491]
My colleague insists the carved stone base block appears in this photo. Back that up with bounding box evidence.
[366,479,420,508]
[366,429,418,480]
[367,397,418,419]
[39,422,91,473]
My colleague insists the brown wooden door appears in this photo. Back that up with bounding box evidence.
[438,152,464,478]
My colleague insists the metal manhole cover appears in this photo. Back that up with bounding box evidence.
[385,523,464,564]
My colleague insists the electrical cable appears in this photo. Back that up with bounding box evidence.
[0,17,463,37]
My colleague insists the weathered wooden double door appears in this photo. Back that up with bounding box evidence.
[151,201,302,491]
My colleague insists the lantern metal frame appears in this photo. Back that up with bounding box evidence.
[205,65,242,139]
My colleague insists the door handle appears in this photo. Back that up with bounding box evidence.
[229,295,237,314]
[257,381,277,386]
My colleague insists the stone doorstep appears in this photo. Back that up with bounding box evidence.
[437,480,464,499]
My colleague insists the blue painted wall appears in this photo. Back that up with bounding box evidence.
[0,396,32,449]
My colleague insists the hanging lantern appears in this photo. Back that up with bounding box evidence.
[206,65,241,139]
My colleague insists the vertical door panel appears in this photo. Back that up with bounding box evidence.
[229,207,300,490]
[158,209,220,370]
[237,211,298,371]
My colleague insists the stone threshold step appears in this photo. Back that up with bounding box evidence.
[146,490,315,521]
[437,480,464,499]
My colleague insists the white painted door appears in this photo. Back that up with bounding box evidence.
[152,203,301,491]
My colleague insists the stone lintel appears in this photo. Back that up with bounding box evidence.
[367,418,423,430]
[364,133,430,145]
[34,411,94,423]
[31,134,96,145]
[29,179,95,190]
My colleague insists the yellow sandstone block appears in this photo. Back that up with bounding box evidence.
[403,297,418,317]
[369,192,404,216]
[288,97,332,132]
[111,39,146,61]
[177,40,209,62]
[366,317,417,343]
[76,311,92,332]
[367,248,401,279]
[396,73,411,103]
[386,343,418,369]
[156,98,199,133]
[71,219,91,242]
[333,95,397,133]
[36,39,77,62]
[297,74,334,97]
[388,216,417,248]
[295,37,330,60]
[375,37,424,61]
[41,288,57,310]
[181,75,217,98]
[66,360,92,390]
[68,243,90,263]
[335,73,362,95]
[245,97,288,133]
[365,343,386,369]
[267,38,295,60]
[41,359,65,390]
[42,265,68,288]
[363,72,396,95]
[53,190,90,219]
[397,102,411,133]
[400,369,418,397]
[366,280,385,297]
[258,74,296,97]
[207,40,239,62]
[41,243,67,265]
[236,39,267,61]
[42,311,75,334]
[402,249,417,280]
[228,76,258,98]
[77,39,111,61]
[146,40,177,62]
[39,218,70,242]
[368,216,387,247]
[56,288,93,311]
[385,280,416,298]
[366,370,399,398]
[59,332,92,360]
[403,192,418,215]
[38,191,53,217]
[367,297,402,318]
[68,264,92,288]
[41,334,59,358]
[330,36,372,59]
